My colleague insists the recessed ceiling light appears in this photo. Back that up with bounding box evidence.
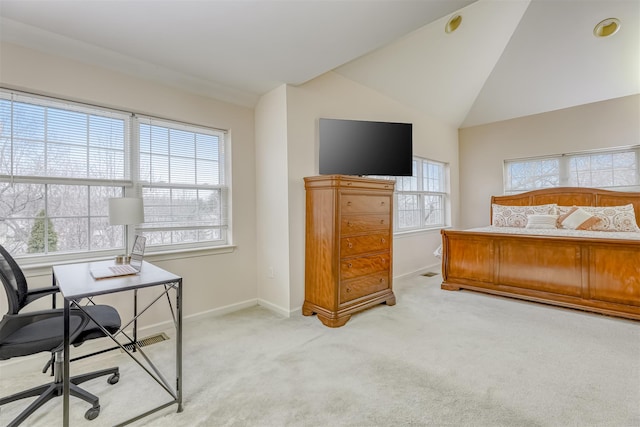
[445,15,462,34]
[593,18,621,38]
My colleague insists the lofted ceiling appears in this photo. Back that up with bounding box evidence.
[0,0,638,128]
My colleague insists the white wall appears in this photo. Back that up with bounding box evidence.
[284,71,459,310]
[0,42,258,327]
[458,95,640,228]
[2,42,460,324]
[254,85,291,315]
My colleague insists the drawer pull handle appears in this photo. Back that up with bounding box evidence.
[381,238,385,243]
[381,201,385,206]
[348,263,352,268]
[347,201,352,206]
[346,287,351,293]
[348,242,353,248]
[346,182,352,186]
[347,221,351,227]
[380,220,384,224]
[379,278,384,283]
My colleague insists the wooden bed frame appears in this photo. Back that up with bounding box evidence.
[441,187,640,320]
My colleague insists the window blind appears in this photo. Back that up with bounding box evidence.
[0,90,129,256]
[504,146,640,193]
[136,116,228,248]
[0,91,130,182]
[373,157,448,231]
[0,89,231,258]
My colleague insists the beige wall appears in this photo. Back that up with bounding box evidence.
[284,71,459,310]
[254,85,291,314]
[252,72,460,314]
[1,42,460,322]
[7,38,636,324]
[458,94,640,228]
[0,42,258,327]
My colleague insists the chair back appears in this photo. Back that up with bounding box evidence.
[0,244,29,315]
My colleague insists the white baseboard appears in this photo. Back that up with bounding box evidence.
[1,271,448,372]
[256,298,290,318]
[182,298,258,324]
[289,306,303,316]
[394,263,442,281]
[0,299,260,371]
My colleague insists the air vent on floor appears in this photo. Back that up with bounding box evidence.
[121,332,169,352]
[422,272,438,277]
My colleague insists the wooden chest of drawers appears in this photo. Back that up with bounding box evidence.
[303,175,396,327]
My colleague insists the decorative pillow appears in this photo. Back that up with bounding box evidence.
[557,205,640,232]
[492,204,557,228]
[557,207,601,230]
[526,214,559,229]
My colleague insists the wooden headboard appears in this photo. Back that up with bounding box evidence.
[491,187,640,226]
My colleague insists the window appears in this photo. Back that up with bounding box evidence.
[0,89,229,260]
[568,150,638,187]
[374,157,448,232]
[504,146,640,194]
[137,117,228,250]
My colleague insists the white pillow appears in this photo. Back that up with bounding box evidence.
[492,204,557,228]
[526,214,559,229]
[583,204,640,232]
[557,204,640,232]
[557,207,600,230]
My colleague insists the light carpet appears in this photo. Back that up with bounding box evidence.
[1,273,639,426]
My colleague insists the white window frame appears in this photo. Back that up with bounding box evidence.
[373,157,449,233]
[504,145,640,194]
[136,116,229,252]
[0,89,231,262]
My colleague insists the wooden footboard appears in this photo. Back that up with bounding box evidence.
[441,229,640,320]
[442,187,640,321]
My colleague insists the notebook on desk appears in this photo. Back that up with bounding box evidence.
[91,235,147,280]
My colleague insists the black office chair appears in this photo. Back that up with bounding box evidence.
[0,244,121,426]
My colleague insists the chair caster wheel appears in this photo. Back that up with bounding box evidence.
[108,373,120,385]
[85,406,100,420]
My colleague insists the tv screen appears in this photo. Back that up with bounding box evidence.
[319,118,413,176]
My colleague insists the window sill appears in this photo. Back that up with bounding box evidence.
[145,245,236,262]
[20,245,237,277]
[394,226,451,238]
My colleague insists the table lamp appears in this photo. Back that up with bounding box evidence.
[109,197,144,263]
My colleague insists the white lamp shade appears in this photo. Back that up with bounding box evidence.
[108,198,145,225]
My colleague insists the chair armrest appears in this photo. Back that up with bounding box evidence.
[24,286,60,306]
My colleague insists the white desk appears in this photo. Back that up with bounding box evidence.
[53,260,183,426]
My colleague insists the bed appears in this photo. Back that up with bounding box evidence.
[441,187,640,320]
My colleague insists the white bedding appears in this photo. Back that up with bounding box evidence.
[434,225,640,259]
[466,226,640,241]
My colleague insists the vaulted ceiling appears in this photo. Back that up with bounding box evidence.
[1,0,638,128]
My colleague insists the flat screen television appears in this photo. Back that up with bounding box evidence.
[319,118,413,176]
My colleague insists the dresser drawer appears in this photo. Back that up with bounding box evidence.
[304,175,395,327]
[340,272,390,303]
[341,195,391,214]
[341,253,390,280]
[341,215,390,234]
[340,233,390,257]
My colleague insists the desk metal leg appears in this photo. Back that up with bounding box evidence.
[177,279,183,412]
[133,289,138,352]
[63,298,70,427]
[71,280,183,426]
